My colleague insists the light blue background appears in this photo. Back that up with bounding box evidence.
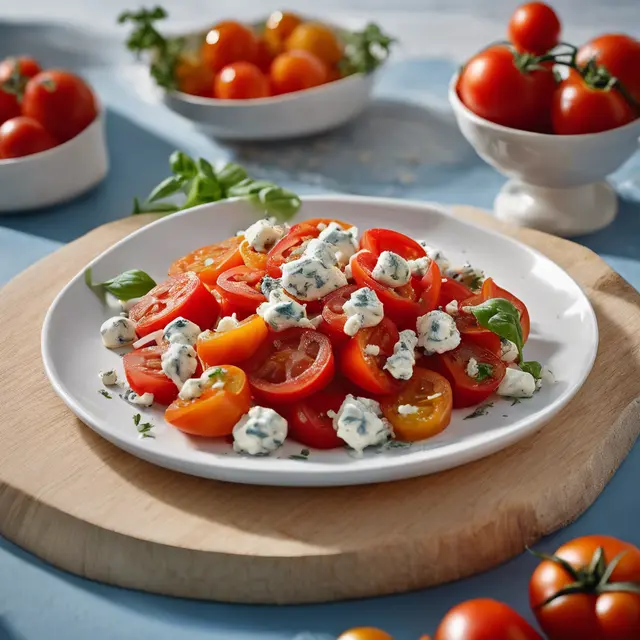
[0,2,638,638]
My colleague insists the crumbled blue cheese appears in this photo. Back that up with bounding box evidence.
[497,367,536,398]
[233,406,288,456]
[384,329,418,380]
[364,344,380,356]
[332,395,392,455]
[178,367,227,401]
[243,218,285,253]
[419,244,451,272]
[372,251,411,287]
[123,388,154,407]
[99,370,118,386]
[445,300,459,316]
[257,288,313,331]
[408,256,430,278]
[500,338,519,363]
[163,317,201,346]
[100,316,137,348]
[281,241,347,301]
[446,263,485,290]
[535,366,556,391]
[260,275,282,298]
[317,222,359,264]
[216,313,240,333]
[398,404,419,416]
[342,287,384,336]
[466,357,479,378]
[161,343,198,389]
[417,310,461,355]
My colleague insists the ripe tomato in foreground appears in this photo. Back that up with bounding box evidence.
[529,535,640,640]
[123,345,178,405]
[0,116,56,159]
[22,70,97,142]
[381,368,452,441]
[128,272,220,337]
[165,366,251,437]
[360,228,426,261]
[434,598,543,639]
[507,2,561,55]
[214,62,270,99]
[216,265,266,314]
[337,628,394,640]
[249,328,334,403]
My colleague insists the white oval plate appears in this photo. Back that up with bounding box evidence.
[42,196,598,487]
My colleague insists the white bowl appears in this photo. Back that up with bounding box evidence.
[449,74,640,236]
[0,110,109,214]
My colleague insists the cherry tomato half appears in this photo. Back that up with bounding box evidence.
[340,316,401,395]
[427,341,506,408]
[249,329,335,403]
[360,228,426,261]
[216,265,266,313]
[266,222,320,277]
[508,2,561,55]
[319,284,359,346]
[418,259,442,313]
[239,238,268,270]
[381,368,453,441]
[123,345,180,405]
[456,297,501,354]
[482,278,530,343]
[128,272,220,337]
[0,116,56,159]
[168,236,244,286]
[438,278,474,308]
[165,365,251,437]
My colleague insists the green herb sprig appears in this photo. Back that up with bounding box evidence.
[474,363,494,382]
[85,268,157,302]
[133,413,155,438]
[464,402,494,420]
[339,23,395,76]
[98,389,113,399]
[469,298,542,379]
[132,151,301,221]
[289,448,310,461]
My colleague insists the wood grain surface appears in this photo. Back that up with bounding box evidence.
[0,207,638,604]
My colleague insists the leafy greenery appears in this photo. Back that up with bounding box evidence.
[98,389,113,399]
[85,268,157,301]
[132,151,301,221]
[474,363,494,382]
[133,413,155,438]
[340,23,395,76]
[464,402,493,420]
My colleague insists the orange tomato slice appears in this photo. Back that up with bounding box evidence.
[197,314,269,368]
[239,239,268,270]
[168,236,244,287]
[164,365,251,437]
[380,368,453,441]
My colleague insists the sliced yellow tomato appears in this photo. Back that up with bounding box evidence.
[239,239,268,270]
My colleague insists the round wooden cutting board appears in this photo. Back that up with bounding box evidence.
[0,206,639,604]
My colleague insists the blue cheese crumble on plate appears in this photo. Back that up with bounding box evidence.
[372,251,411,288]
[384,329,418,380]
[98,369,118,386]
[317,222,359,265]
[233,406,288,456]
[100,316,137,348]
[243,218,285,253]
[342,287,384,336]
[497,367,536,398]
[179,367,227,401]
[417,309,461,355]
[257,287,313,331]
[163,316,201,346]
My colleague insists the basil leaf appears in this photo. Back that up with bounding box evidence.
[147,176,185,203]
[216,162,248,191]
[182,174,223,209]
[87,269,157,301]
[227,178,277,198]
[469,298,524,357]
[169,151,197,178]
[256,186,301,221]
[131,197,180,215]
[196,158,216,180]
[521,361,542,379]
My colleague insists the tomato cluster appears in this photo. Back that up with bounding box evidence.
[0,56,97,159]
[457,2,640,134]
[175,11,346,100]
[122,218,529,447]
[338,535,640,639]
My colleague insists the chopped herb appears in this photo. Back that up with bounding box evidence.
[464,402,494,420]
[470,274,484,290]
[133,413,141,426]
[137,420,155,439]
[98,389,112,399]
[289,448,310,461]
[207,367,225,379]
[475,363,494,382]
[300,448,310,457]
[511,398,521,406]
[376,440,412,452]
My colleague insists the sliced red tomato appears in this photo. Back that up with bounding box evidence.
[438,277,474,308]
[289,383,346,449]
[482,277,530,342]
[340,316,401,395]
[428,341,506,408]
[418,259,442,313]
[266,223,320,277]
[128,272,220,337]
[351,250,422,328]
[303,217,352,229]
[168,236,244,286]
[123,345,179,405]
[319,284,359,346]
[209,286,247,319]
[360,228,426,261]
[216,265,266,313]
[249,329,334,403]
[456,296,501,355]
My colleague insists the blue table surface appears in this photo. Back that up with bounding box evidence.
[0,2,639,638]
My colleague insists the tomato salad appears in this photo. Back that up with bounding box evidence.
[92,217,553,457]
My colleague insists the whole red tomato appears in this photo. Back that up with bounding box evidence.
[201,21,259,73]
[0,89,20,127]
[529,535,640,640]
[457,45,556,131]
[551,72,636,134]
[0,116,56,159]
[214,62,270,99]
[434,599,543,639]
[508,2,561,55]
[577,34,640,103]
[22,70,97,142]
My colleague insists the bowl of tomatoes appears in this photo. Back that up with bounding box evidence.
[0,56,108,213]
[119,7,394,140]
[449,2,640,237]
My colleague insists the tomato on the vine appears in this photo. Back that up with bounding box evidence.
[529,535,640,640]
[457,45,556,131]
[0,116,56,159]
[508,2,561,55]
[0,56,41,82]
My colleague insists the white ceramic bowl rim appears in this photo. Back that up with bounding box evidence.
[0,105,105,166]
[448,72,640,141]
